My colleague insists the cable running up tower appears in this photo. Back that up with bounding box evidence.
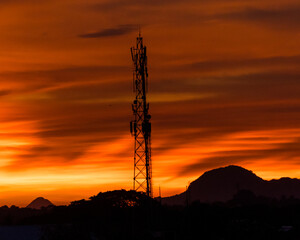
[130,33,152,197]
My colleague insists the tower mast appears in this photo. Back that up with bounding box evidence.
[130,34,152,197]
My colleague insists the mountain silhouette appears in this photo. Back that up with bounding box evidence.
[26,197,54,209]
[162,165,300,205]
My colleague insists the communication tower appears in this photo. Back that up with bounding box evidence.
[130,33,152,197]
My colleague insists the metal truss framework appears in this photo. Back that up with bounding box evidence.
[130,34,152,197]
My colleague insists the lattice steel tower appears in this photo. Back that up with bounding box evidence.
[130,33,152,197]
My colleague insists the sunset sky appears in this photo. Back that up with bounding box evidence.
[0,0,300,206]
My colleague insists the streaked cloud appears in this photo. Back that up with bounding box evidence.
[216,6,300,30]
[79,25,137,38]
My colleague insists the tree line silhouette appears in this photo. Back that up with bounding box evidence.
[1,189,300,239]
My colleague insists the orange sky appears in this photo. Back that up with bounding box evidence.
[0,0,300,206]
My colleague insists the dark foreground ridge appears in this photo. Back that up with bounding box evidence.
[1,167,300,239]
[162,165,300,205]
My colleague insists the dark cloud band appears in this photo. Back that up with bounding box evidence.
[79,24,137,38]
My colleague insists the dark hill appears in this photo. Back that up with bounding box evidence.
[26,197,54,209]
[162,165,300,205]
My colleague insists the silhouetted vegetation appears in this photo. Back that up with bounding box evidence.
[1,190,300,239]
